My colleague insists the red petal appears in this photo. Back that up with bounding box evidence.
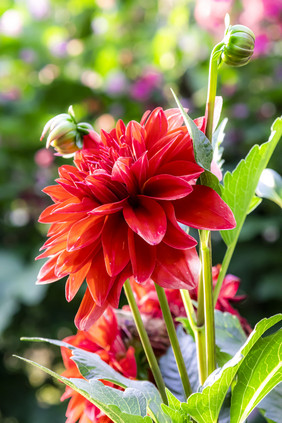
[128,229,156,283]
[107,263,132,308]
[86,249,115,306]
[55,245,96,277]
[67,215,104,251]
[144,108,168,149]
[123,195,167,245]
[164,108,186,131]
[112,157,136,195]
[102,213,129,277]
[161,202,197,249]
[65,261,91,302]
[152,244,200,289]
[174,185,236,230]
[74,288,108,330]
[42,185,71,203]
[143,174,192,200]
[90,197,129,216]
[36,255,60,284]
[126,120,146,160]
[156,160,204,181]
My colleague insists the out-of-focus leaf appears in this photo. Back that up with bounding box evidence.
[259,383,282,423]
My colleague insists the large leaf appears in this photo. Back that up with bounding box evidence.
[159,326,199,402]
[19,337,170,423]
[181,314,282,423]
[171,89,213,171]
[15,355,151,423]
[220,117,282,246]
[259,382,282,423]
[214,310,247,356]
[161,389,190,423]
[230,329,282,423]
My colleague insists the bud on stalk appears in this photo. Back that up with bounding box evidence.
[40,106,94,156]
[220,24,255,67]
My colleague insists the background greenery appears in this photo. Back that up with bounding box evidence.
[0,0,281,422]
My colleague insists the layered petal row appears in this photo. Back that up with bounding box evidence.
[37,107,236,329]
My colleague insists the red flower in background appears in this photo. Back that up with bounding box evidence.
[60,308,136,423]
[127,266,251,334]
[37,107,235,330]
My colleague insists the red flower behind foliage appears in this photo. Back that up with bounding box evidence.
[60,308,136,423]
[127,266,251,333]
[37,107,235,330]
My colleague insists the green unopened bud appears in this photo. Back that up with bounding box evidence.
[40,106,94,156]
[220,24,255,67]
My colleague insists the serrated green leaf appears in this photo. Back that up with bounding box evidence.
[181,314,282,423]
[220,117,282,246]
[230,329,282,423]
[171,89,213,171]
[15,355,152,423]
[20,337,170,423]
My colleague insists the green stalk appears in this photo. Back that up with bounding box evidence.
[155,284,192,399]
[205,42,224,142]
[180,289,197,332]
[180,288,207,385]
[200,230,216,377]
[123,279,168,404]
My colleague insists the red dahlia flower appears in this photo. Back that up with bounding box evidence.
[61,308,136,423]
[37,107,235,329]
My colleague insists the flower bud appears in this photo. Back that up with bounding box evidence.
[221,24,255,67]
[40,107,94,156]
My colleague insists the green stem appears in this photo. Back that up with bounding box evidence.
[155,284,192,399]
[200,230,216,377]
[213,243,235,305]
[180,288,207,385]
[123,279,168,404]
[205,42,224,142]
[180,289,197,332]
[195,327,207,386]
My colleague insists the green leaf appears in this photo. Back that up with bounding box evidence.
[199,170,222,196]
[181,314,282,423]
[230,329,282,423]
[20,337,170,423]
[214,310,247,356]
[171,89,213,171]
[247,195,262,214]
[259,383,282,423]
[161,389,190,423]
[220,117,282,246]
[15,355,151,423]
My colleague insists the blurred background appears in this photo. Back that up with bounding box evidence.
[0,0,281,422]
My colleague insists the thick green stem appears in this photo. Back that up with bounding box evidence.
[123,279,168,404]
[205,42,224,142]
[180,289,197,332]
[200,230,216,377]
[155,284,192,399]
[195,327,207,386]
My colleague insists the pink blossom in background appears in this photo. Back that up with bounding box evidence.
[194,0,233,38]
[34,148,54,168]
[130,69,162,101]
[194,0,282,55]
